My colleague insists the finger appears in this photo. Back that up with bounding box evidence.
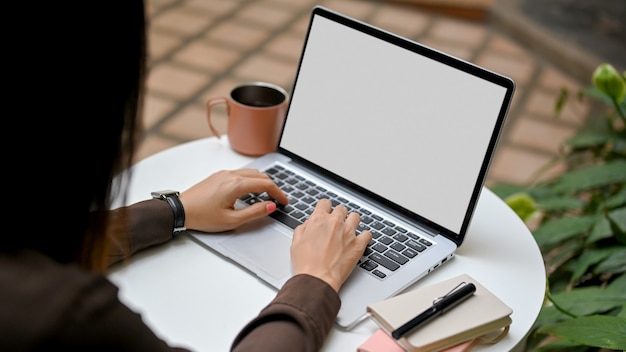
[231,201,277,223]
[355,229,373,247]
[234,177,288,205]
[264,185,289,205]
[312,198,332,214]
[241,170,289,205]
[345,212,361,228]
[332,204,349,219]
[236,168,271,179]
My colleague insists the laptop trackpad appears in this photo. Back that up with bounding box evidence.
[219,220,293,282]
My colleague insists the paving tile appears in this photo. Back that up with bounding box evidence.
[205,21,271,50]
[288,12,315,36]
[508,116,579,153]
[173,40,241,73]
[318,0,377,19]
[539,66,586,92]
[147,64,213,99]
[265,0,318,8]
[142,95,177,129]
[473,51,536,86]
[524,88,589,126]
[184,0,242,15]
[428,17,488,49]
[146,0,178,15]
[235,2,299,29]
[198,77,244,104]
[148,30,183,61]
[488,145,565,185]
[160,104,222,140]
[263,33,307,62]
[486,33,530,57]
[150,7,214,35]
[417,37,474,61]
[370,5,432,38]
[232,55,298,88]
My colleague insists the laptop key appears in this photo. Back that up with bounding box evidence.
[360,259,378,271]
[368,253,400,271]
[384,250,409,265]
[270,211,302,229]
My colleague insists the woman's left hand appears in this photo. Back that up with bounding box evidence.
[179,169,288,233]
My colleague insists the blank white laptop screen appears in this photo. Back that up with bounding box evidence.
[280,15,508,235]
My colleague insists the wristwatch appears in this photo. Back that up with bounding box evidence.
[151,190,186,235]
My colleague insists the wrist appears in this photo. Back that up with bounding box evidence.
[151,190,186,235]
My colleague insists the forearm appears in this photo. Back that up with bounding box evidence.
[104,199,174,266]
[231,274,340,352]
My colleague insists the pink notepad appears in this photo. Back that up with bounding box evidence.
[358,329,475,352]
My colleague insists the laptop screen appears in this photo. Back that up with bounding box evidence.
[279,8,513,244]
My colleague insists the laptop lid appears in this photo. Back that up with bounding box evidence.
[277,6,514,247]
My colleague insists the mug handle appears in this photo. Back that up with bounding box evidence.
[206,97,228,139]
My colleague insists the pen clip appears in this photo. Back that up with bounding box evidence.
[433,281,467,305]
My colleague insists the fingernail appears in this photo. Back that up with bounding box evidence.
[266,202,277,213]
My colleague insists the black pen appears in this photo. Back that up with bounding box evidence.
[391,282,477,340]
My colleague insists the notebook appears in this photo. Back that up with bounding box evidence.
[188,5,514,330]
[365,273,513,351]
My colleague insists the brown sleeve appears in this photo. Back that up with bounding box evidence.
[105,199,175,266]
[231,274,341,352]
[0,251,190,351]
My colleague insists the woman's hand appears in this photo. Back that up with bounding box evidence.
[290,198,372,292]
[179,169,288,233]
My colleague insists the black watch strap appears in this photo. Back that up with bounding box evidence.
[151,190,186,235]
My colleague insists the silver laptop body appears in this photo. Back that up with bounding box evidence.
[189,5,514,329]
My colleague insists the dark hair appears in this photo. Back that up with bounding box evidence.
[5,1,147,270]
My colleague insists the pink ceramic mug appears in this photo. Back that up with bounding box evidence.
[206,82,288,156]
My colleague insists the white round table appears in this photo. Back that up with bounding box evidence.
[108,137,546,352]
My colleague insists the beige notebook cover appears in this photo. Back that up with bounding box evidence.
[366,274,512,352]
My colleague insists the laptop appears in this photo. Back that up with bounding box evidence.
[189,5,514,330]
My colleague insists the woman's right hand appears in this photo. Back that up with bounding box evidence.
[290,198,372,292]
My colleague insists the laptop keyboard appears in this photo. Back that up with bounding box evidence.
[238,164,434,280]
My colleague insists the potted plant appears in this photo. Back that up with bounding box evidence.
[491,63,626,351]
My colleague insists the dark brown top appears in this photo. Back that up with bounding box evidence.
[0,199,340,351]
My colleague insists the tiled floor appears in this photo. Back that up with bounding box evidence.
[139,0,593,188]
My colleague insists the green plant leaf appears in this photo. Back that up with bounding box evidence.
[535,305,573,326]
[534,216,597,247]
[587,207,626,244]
[548,242,583,271]
[566,131,614,149]
[552,160,626,194]
[587,216,614,244]
[582,86,614,105]
[607,272,626,291]
[537,315,626,350]
[601,187,626,209]
[536,196,585,212]
[554,87,568,116]
[607,206,626,244]
[569,248,617,283]
[490,183,529,199]
[595,248,626,275]
[550,286,626,316]
[531,337,585,352]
